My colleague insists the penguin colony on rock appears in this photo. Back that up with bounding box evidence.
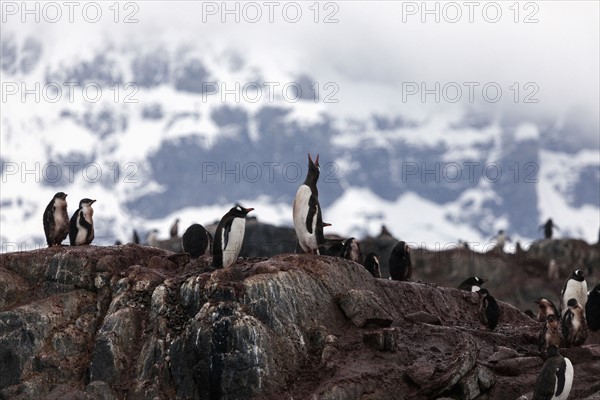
[41,155,598,398]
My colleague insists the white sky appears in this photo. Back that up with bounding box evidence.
[2,1,599,134]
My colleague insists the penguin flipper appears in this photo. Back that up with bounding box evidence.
[222,219,233,250]
[43,204,54,245]
[78,211,93,230]
[561,311,573,341]
[532,365,557,400]
[69,210,79,245]
[305,194,319,234]
[555,359,567,396]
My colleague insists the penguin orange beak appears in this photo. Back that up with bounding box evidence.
[323,222,332,227]
[245,207,254,213]
[91,199,97,204]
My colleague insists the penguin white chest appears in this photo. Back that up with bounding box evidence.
[222,217,245,268]
[554,358,574,400]
[53,199,67,227]
[75,207,94,245]
[563,280,587,311]
[293,185,318,252]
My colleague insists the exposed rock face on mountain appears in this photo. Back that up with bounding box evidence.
[1,244,599,400]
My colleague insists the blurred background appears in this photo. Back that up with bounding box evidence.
[1,1,599,251]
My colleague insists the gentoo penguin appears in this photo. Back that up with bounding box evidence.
[561,298,587,347]
[213,205,253,269]
[389,241,412,281]
[492,229,512,252]
[170,218,180,238]
[535,297,559,323]
[560,269,587,315]
[477,288,501,330]
[548,259,559,280]
[147,229,159,247]
[43,192,69,246]
[293,154,325,254]
[539,218,559,239]
[538,314,563,357]
[363,253,381,278]
[586,283,600,331]
[69,198,96,246]
[532,345,573,400]
[342,237,363,264]
[182,223,210,258]
[132,229,140,244]
[457,276,487,292]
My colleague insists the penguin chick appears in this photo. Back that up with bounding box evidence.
[170,218,180,238]
[389,241,412,281]
[293,154,325,254]
[535,297,559,323]
[561,298,587,347]
[586,283,600,331]
[532,345,573,400]
[213,205,253,269]
[182,223,210,258]
[477,288,501,331]
[458,276,487,292]
[69,198,96,246]
[560,269,587,316]
[342,237,362,264]
[363,253,381,278]
[538,314,563,357]
[43,192,69,246]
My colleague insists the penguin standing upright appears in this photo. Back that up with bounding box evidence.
[492,230,512,252]
[363,253,381,278]
[477,288,501,330]
[538,314,563,357]
[213,205,253,269]
[561,298,587,347]
[43,192,69,246]
[342,237,362,264]
[182,223,211,258]
[457,276,487,292]
[560,269,587,315]
[389,241,412,281]
[132,229,140,244]
[293,154,325,254]
[532,345,573,400]
[535,297,559,323]
[548,259,559,280]
[170,218,180,238]
[69,198,96,246]
[586,283,600,331]
[539,218,559,239]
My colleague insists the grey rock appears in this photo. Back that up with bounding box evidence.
[337,289,393,328]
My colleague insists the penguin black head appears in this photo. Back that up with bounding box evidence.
[546,344,559,357]
[230,204,254,218]
[477,288,490,297]
[498,230,504,234]
[54,192,68,200]
[572,269,585,281]
[79,198,96,207]
[471,276,486,285]
[566,298,578,308]
[304,153,320,186]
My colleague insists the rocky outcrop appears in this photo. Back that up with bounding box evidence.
[1,245,599,400]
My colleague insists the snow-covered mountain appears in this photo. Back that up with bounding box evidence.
[1,33,598,252]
